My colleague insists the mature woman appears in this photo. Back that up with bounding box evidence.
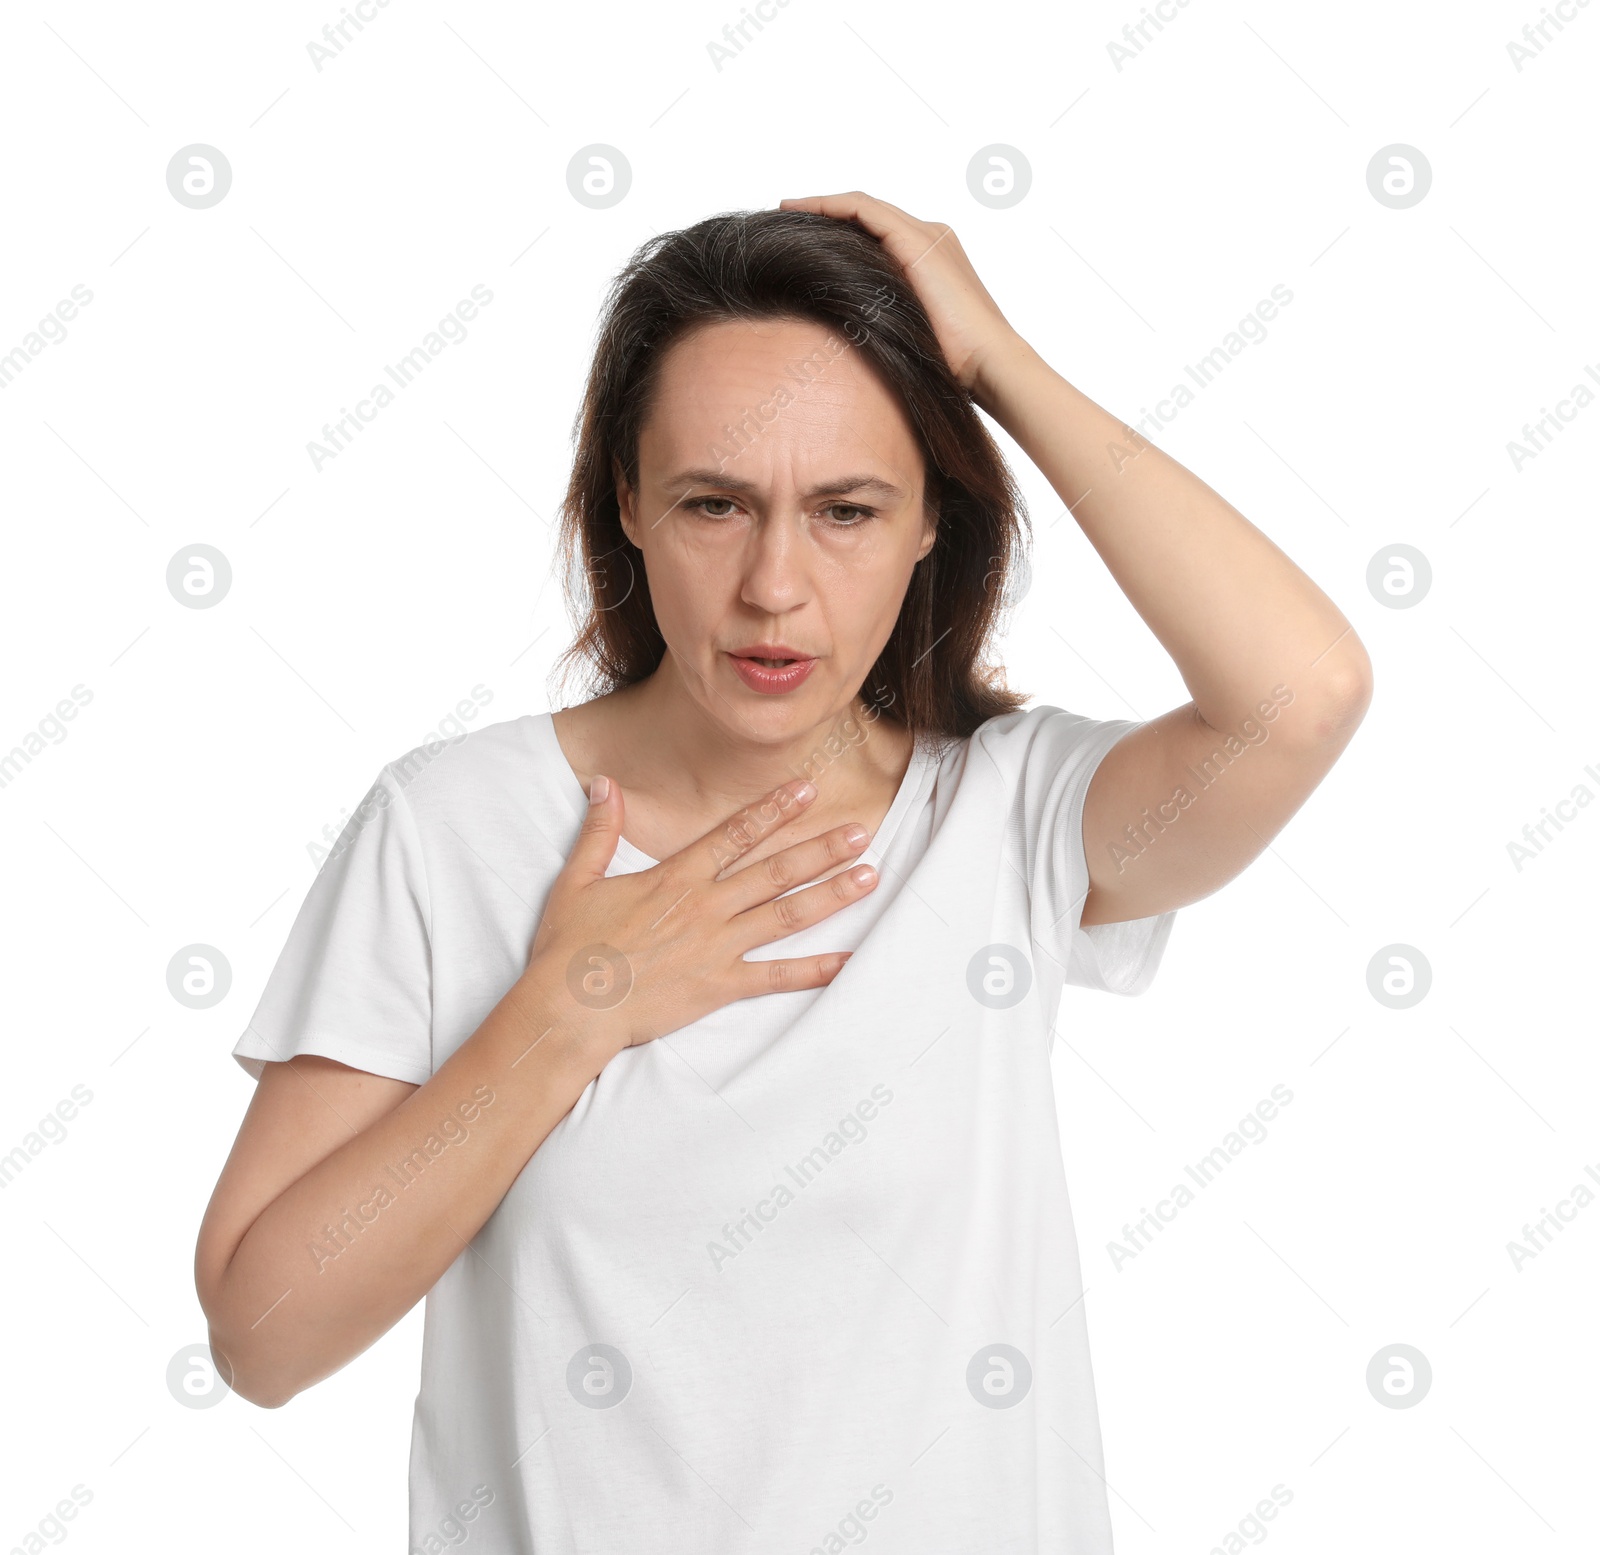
[196,192,1372,1554]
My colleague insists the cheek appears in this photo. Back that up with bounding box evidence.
[822,522,914,583]
[638,536,728,636]
[815,547,914,633]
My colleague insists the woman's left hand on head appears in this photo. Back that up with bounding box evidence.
[777,190,1023,405]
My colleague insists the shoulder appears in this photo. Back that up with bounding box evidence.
[376,710,548,818]
[963,702,1125,768]
[945,703,1144,809]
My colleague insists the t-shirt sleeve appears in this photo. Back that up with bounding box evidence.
[231,765,435,1084]
[1016,706,1178,997]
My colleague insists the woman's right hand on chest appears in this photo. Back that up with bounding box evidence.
[519,774,878,1054]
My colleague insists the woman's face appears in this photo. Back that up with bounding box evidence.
[616,314,936,743]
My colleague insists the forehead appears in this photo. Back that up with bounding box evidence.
[638,316,922,483]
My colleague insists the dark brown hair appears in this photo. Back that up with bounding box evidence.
[551,206,1031,742]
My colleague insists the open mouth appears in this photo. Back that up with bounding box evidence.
[726,651,818,693]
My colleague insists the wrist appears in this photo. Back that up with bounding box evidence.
[971,329,1043,419]
[506,961,630,1074]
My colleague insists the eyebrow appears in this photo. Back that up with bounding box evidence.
[663,468,906,502]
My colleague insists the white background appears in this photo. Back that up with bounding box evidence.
[1,0,1595,1550]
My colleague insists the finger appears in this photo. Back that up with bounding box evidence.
[778,190,903,227]
[715,821,872,911]
[564,772,625,885]
[730,857,878,951]
[778,191,929,248]
[779,193,956,285]
[671,777,819,882]
[734,949,854,1000]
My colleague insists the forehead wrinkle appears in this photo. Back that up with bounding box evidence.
[639,324,924,505]
[653,330,891,432]
[646,410,918,496]
[822,417,923,505]
[643,380,876,471]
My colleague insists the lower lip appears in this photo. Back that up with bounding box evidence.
[727,654,818,694]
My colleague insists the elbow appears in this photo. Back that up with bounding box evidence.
[194,1251,349,1411]
[210,1336,302,1411]
[195,1242,308,1410]
[237,1382,296,1411]
[195,1308,305,1411]
[223,1347,297,1409]
[1294,644,1374,747]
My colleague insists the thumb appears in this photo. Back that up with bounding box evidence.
[566,772,622,884]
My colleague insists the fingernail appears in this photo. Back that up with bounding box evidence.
[792,780,816,803]
[852,865,876,885]
[844,824,869,847]
[589,774,610,804]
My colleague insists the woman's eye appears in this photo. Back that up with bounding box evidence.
[682,497,872,526]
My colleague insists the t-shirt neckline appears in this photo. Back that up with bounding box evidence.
[535,709,932,870]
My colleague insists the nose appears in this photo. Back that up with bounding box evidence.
[738,509,811,617]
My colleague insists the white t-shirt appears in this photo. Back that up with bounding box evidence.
[233,705,1177,1555]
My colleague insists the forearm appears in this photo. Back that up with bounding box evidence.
[205,973,617,1407]
[975,333,1372,735]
